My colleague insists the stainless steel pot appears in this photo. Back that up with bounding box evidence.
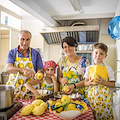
[0,85,14,109]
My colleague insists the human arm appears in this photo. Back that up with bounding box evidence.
[84,78,97,87]
[57,67,68,86]
[25,80,42,95]
[32,48,44,73]
[51,75,58,93]
[65,80,85,94]
[95,75,115,87]
[5,63,35,79]
[95,66,115,87]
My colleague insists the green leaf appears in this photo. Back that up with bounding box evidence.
[61,100,69,106]
[64,103,69,111]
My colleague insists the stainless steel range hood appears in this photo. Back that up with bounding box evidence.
[40,25,99,44]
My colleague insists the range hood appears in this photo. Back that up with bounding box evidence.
[40,25,99,44]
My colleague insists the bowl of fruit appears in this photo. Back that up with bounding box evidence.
[46,95,89,120]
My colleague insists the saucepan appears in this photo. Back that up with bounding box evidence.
[0,85,14,110]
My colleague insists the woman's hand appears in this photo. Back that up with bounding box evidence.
[61,78,68,86]
[64,84,74,94]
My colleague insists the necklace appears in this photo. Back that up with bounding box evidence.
[66,55,78,70]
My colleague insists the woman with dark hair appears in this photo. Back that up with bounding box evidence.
[57,37,89,98]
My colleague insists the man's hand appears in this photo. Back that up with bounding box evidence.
[23,69,35,79]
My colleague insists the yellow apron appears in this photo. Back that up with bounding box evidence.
[88,65,113,120]
[6,48,39,99]
[89,65,108,82]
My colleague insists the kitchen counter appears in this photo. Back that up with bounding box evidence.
[9,99,94,120]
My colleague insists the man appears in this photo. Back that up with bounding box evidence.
[5,30,43,99]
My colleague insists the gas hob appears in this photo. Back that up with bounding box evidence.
[0,102,23,120]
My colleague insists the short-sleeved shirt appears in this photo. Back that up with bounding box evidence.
[84,63,115,81]
[6,46,43,72]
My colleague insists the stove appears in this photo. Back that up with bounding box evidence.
[0,102,23,120]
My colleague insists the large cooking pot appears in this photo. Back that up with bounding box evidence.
[0,85,14,109]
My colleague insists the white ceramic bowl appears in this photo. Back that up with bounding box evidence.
[54,110,81,119]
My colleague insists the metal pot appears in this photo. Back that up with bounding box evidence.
[0,85,14,109]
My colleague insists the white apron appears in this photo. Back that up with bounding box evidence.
[6,48,39,99]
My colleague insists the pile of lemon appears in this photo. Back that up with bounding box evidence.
[20,99,47,116]
[47,95,88,114]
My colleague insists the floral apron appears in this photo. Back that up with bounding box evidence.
[41,78,54,91]
[6,48,39,99]
[60,56,86,98]
[88,65,113,120]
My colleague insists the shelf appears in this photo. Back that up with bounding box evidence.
[76,50,92,53]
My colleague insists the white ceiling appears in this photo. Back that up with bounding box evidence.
[2,0,120,26]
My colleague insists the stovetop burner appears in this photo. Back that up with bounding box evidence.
[0,102,23,120]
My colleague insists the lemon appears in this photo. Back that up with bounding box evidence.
[14,94,18,98]
[91,72,99,83]
[66,106,78,111]
[15,82,19,87]
[36,73,43,80]
[16,57,19,62]
[25,95,29,99]
[55,102,61,108]
[10,79,15,81]
[25,78,31,83]
[65,103,78,111]
[40,102,47,110]
[61,95,70,103]
[22,73,26,77]
[18,79,24,85]
[68,103,76,108]
[21,86,26,92]
[19,93,24,99]
[10,74,13,78]
[56,99,61,102]
[56,106,63,113]
[22,58,27,61]
[29,58,31,61]
[62,86,69,92]
[32,99,44,107]
[18,63,24,68]
[32,105,45,116]
[35,95,43,99]
[21,104,34,116]
[28,63,33,69]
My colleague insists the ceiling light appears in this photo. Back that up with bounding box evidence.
[70,0,82,14]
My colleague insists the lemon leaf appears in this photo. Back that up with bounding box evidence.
[63,103,69,111]
[61,100,69,106]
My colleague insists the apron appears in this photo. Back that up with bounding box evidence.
[6,48,39,99]
[41,78,54,91]
[88,65,113,120]
[60,56,86,99]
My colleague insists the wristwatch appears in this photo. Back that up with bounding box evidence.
[73,83,76,88]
